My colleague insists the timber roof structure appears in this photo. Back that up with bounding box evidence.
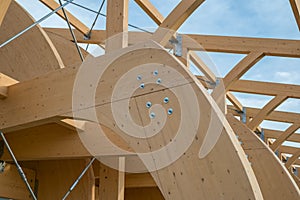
[0,0,300,199]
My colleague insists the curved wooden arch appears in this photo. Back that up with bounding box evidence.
[227,114,300,199]
[0,1,63,81]
[76,41,264,199]
[46,30,89,68]
[0,40,263,199]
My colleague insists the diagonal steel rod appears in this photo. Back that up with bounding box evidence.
[62,157,96,200]
[62,0,152,33]
[0,131,37,200]
[58,0,84,61]
[0,0,73,48]
[85,0,106,51]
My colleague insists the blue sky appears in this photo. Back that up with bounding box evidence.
[15,0,300,148]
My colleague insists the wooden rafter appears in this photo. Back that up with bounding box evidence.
[134,0,164,25]
[286,149,300,168]
[289,0,300,31]
[39,0,90,35]
[211,51,264,112]
[270,124,300,151]
[223,52,265,90]
[152,0,205,45]
[226,92,243,112]
[279,146,300,166]
[189,51,217,83]
[246,95,288,131]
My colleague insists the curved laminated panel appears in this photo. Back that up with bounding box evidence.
[291,172,300,188]
[227,114,300,199]
[0,1,63,81]
[0,39,264,199]
[73,40,264,199]
[45,30,89,68]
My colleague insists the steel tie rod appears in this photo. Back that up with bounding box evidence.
[0,0,74,48]
[62,157,96,200]
[0,131,38,200]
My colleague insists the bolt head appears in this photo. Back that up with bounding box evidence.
[150,112,156,119]
[156,78,161,84]
[146,101,152,108]
[167,108,173,115]
[163,97,169,103]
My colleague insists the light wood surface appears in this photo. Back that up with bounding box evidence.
[227,114,300,199]
[0,164,36,200]
[0,1,63,81]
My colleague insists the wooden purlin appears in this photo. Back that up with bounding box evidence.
[229,79,300,98]
[43,28,300,57]
[227,105,300,125]
[264,129,300,144]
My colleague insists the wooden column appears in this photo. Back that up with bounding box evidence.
[105,0,129,52]
[99,162,119,199]
[99,1,129,199]
[118,157,125,200]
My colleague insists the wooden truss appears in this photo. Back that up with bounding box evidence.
[0,0,300,199]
